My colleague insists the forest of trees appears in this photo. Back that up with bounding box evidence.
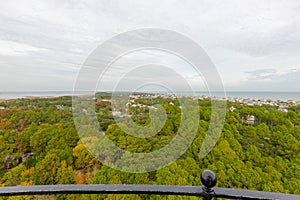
[0,93,299,199]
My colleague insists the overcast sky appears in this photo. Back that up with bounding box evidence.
[0,0,300,92]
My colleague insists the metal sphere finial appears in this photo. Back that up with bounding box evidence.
[201,170,217,189]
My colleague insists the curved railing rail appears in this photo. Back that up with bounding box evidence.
[0,170,299,200]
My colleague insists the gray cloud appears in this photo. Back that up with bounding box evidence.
[245,69,277,81]
[236,68,300,91]
[0,0,300,91]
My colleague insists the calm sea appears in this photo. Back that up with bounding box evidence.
[0,91,74,100]
[0,91,300,102]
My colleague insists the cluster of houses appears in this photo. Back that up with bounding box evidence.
[227,97,300,108]
[102,93,299,118]
[105,93,300,127]
[227,97,296,113]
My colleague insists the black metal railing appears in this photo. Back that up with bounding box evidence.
[0,170,299,200]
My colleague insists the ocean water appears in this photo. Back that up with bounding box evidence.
[0,91,74,100]
[0,91,300,102]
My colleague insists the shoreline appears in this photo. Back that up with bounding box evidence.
[1,91,300,103]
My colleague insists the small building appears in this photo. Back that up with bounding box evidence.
[229,106,236,112]
[81,108,87,114]
[112,111,122,117]
[278,105,288,113]
[245,115,255,125]
[22,152,34,162]
[56,105,64,110]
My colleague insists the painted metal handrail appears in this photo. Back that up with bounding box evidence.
[0,170,299,200]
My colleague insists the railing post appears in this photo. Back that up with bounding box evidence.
[201,170,217,200]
